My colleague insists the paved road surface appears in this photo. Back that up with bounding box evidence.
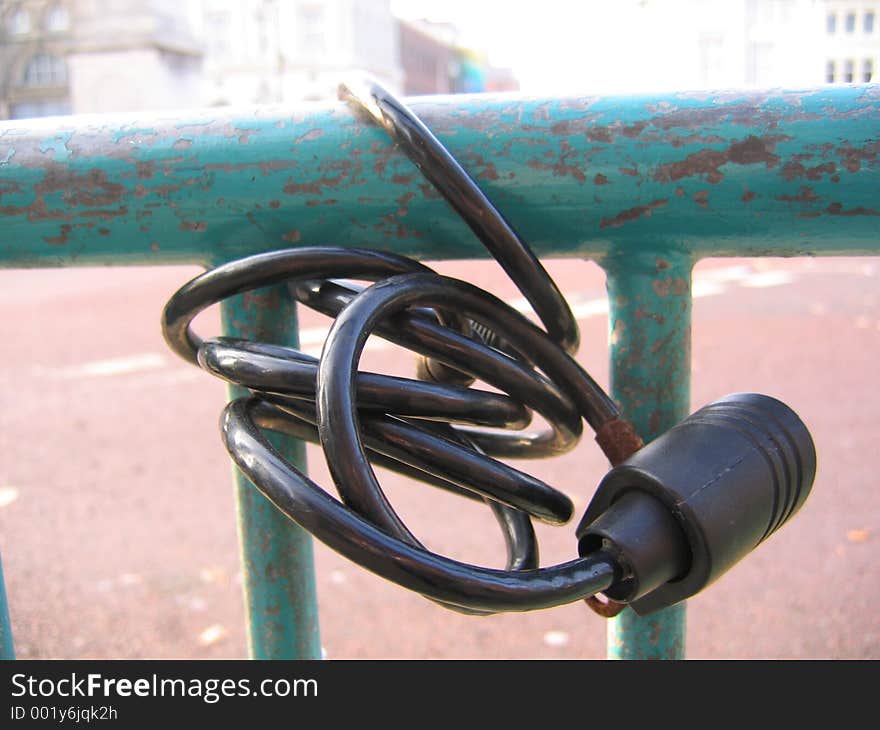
[0,256,877,658]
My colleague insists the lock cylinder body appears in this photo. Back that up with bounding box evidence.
[577,393,817,615]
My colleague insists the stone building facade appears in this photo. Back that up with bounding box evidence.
[1,0,202,119]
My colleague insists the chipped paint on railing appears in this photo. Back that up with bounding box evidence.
[1,86,879,268]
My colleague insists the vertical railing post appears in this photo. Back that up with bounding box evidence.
[219,280,321,659]
[602,249,693,660]
[0,551,14,659]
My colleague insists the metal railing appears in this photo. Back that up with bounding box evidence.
[1,85,877,659]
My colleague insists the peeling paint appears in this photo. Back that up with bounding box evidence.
[600,199,669,229]
[1,89,878,265]
[654,135,785,184]
[836,140,880,173]
[79,206,128,220]
[0,166,128,225]
[284,174,345,195]
[586,126,614,143]
[826,202,880,216]
[647,98,798,131]
[135,161,156,179]
[205,160,300,175]
[44,167,126,207]
[526,140,587,182]
[780,160,836,181]
[295,129,324,144]
[43,223,72,245]
[776,186,819,203]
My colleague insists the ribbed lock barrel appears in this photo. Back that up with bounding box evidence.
[577,393,817,615]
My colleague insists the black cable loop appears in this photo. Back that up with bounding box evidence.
[338,78,581,355]
[288,277,587,456]
[161,78,642,615]
[204,339,573,525]
[222,398,619,613]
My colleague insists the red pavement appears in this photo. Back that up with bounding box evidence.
[0,256,876,658]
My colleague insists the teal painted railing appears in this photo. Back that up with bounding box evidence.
[1,85,878,659]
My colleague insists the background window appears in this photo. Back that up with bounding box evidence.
[863,58,874,82]
[46,4,70,32]
[299,5,325,55]
[10,99,71,119]
[203,11,231,59]
[845,12,856,32]
[22,54,68,87]
[8,8,31,34]
[844,59,854,82]
[827,13,837,33]
[826,60,836,83]
[746,41,773,85]
[865,11,875,33]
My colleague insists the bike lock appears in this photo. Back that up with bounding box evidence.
[161,77,817,617]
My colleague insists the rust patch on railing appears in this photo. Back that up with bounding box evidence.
[780,160,837,181]
[653,135,786,184]
[600,199,668,229]
[527,140,587,182]
[826,203,880,216]
[835,141,880,173]
[0,164,130,228]
[776,186,820,203]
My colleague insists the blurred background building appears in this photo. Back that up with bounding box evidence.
[824,0,878,83]
[397,18,518,95]
[0,0,202,119]
[0,0,877,120]
[630,0,878,89]
[196,0,401,105]
[398,18,456,94]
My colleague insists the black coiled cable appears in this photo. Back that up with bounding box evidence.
[162,78,644,615]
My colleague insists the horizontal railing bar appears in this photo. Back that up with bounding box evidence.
[1,86,879,269]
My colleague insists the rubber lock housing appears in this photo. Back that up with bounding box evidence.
[576,393,817,615]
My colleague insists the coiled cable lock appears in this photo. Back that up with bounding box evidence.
[162,79,816,618]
